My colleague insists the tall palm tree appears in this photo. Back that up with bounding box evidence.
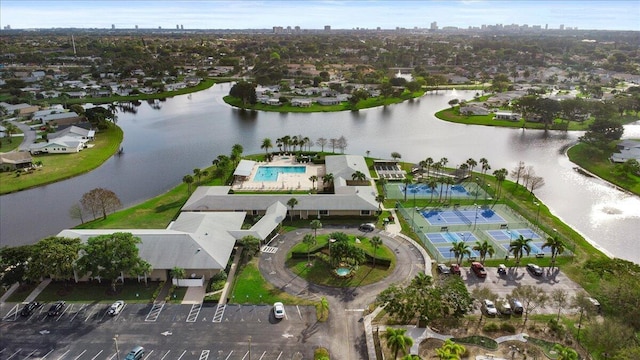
[302,233,316,265]
[231,143,244,165]
[303,136,311,151]
[402,178,412,201]
[509,235,532,269]
[309,175,318,191]
[466,158,477,178]
[322,173,334,191]
[492,168,508,199]
[375,194,386,211]
[193,168,202,184]
[473,240,495,264]
[286,197,298,222]
[260,138,272,158]
[182,174,194,194]
[437,177,447,202]
[444,177,455,202]
[370,236,383,268]
[424,157,434,178]
[480,157,491,180]
[427,178,438,202]
[450,241,471,265]
[310,219,322,238]
[384,327,414,359]
[542,235,565,269]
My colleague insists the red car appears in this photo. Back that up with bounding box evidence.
[471,262,487,278]
[449,263,461,275]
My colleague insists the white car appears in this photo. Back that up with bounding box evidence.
[482,299,498,316]
[273,302,285,319]
[107,300,125,316]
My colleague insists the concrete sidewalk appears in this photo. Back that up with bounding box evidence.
[182,285,206,304]
[0,283,20,303]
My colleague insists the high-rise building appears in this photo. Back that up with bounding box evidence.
[559,24,565,30]
[111,24,115,29]
[324,25,331,31]
[430,21,438,30]
[135,25,139,29]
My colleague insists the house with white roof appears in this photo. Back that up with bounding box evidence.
[610,140,640,163]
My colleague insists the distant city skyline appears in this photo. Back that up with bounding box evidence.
[1,0,639,31]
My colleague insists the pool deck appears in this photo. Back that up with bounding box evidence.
[231,155,325,191]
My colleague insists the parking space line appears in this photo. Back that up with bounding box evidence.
[2,304,19,321]
[73,349,87,360]
[56,350,70,360]
[56,304,71,321]
[90,350,103,360]
[84,306,97,322]
[160,350,171,360]
[69,304,86,322]
[241,351,249,360]
[212,304,226,323]
[198,350,210,360]
[224,351,233,360]
[176,350,187,360]
[5,349,21,360]
[276,352,283,360]
[142,350,153,360]
[24,350,38,359]
[107,353,117,360]
[41,349,55,359]
[296,305,302,320]
[186,303,202,323]
[257,351,266,360]
[145,302,164,322]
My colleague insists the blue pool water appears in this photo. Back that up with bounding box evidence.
[254,166,306,182]
[335,267,352,277]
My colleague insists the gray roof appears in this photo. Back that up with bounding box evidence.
[234,159,256,177]
[57,212,245,271]
[325,154,370,182]
[228,201,288,240]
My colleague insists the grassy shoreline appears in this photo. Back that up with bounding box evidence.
[567,142,640,196]
[224,90,425,113]
[0,125,123,195]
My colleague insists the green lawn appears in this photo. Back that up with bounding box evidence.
[567,142,640,196]
[34,280,162,303]
[229,259,312,305]
[0,136,23,152]
[0,125,123,194]
[224,91,425,113]
[435,108,593,131]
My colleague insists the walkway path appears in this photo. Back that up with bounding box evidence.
[9,120,34,152]
[24,279,51,303]
[259,224,429,360]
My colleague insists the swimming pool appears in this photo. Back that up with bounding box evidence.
[254,166,306,182]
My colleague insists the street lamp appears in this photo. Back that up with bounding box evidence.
[113,335,120,360]
[473,204,480,230]
[329,238,336,267]
[534,202,541,230]
[474,177,480,202]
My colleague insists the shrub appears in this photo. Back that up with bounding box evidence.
[500,322,516,333]
[314,347,330,360]
[483,322,500,332]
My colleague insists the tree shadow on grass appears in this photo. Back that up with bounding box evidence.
[154,200,185,213]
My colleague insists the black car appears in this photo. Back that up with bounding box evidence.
[436,264,451,275]
[20,301,41,316]
[47,301,65,316]
[526,263,543,276]
[358,223,375,232]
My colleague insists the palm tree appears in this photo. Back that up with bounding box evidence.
[466,158,477,178]
[260,138,272,158]
[303,136,311,151]
[436,339,466,360]
[302,233,316,265]
[509,235,532,269]
[450,241,471,265]
[424,157,434,178]
[310,219,322,238]
[384,327,414,359]
[402,178,412,201]
[492,168,508,199]
[309,175,318,190]
[286,197,298,222]
[322,173,334,191]
[443,177,455,202]
[480,157,491,180]
[542,235,565,269]
[193,168,202,184]
[427,178,438,202]
[370,236,383,268]
[182,174,194,193]
[437,177,447,202]
[351,171,366,181]
[553,344,578,360]
[375,194,386,211]
[473,240,495,264]
[231,143,244,165]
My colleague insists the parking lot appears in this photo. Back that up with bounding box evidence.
[0,302,322,360]
[457,264,584,314]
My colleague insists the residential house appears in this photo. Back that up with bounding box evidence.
[33,112,83,126]
[0,152,33,171]
[494,111,521,121]
[291,98,312,107]
[29,125,94,154]
[611,140,640,163]
[316,97,341,106]
[0,102,40,116]
[460,104,490,116]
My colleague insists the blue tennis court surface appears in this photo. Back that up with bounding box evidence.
[486,229,551,255]
[421,208,506,226]
[425,231,481,259]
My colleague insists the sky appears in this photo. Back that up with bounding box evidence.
[1,0,639,31]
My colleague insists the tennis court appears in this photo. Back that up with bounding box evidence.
[425,231,481,259]
[420,207,506,226]
[486,228,551,255]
